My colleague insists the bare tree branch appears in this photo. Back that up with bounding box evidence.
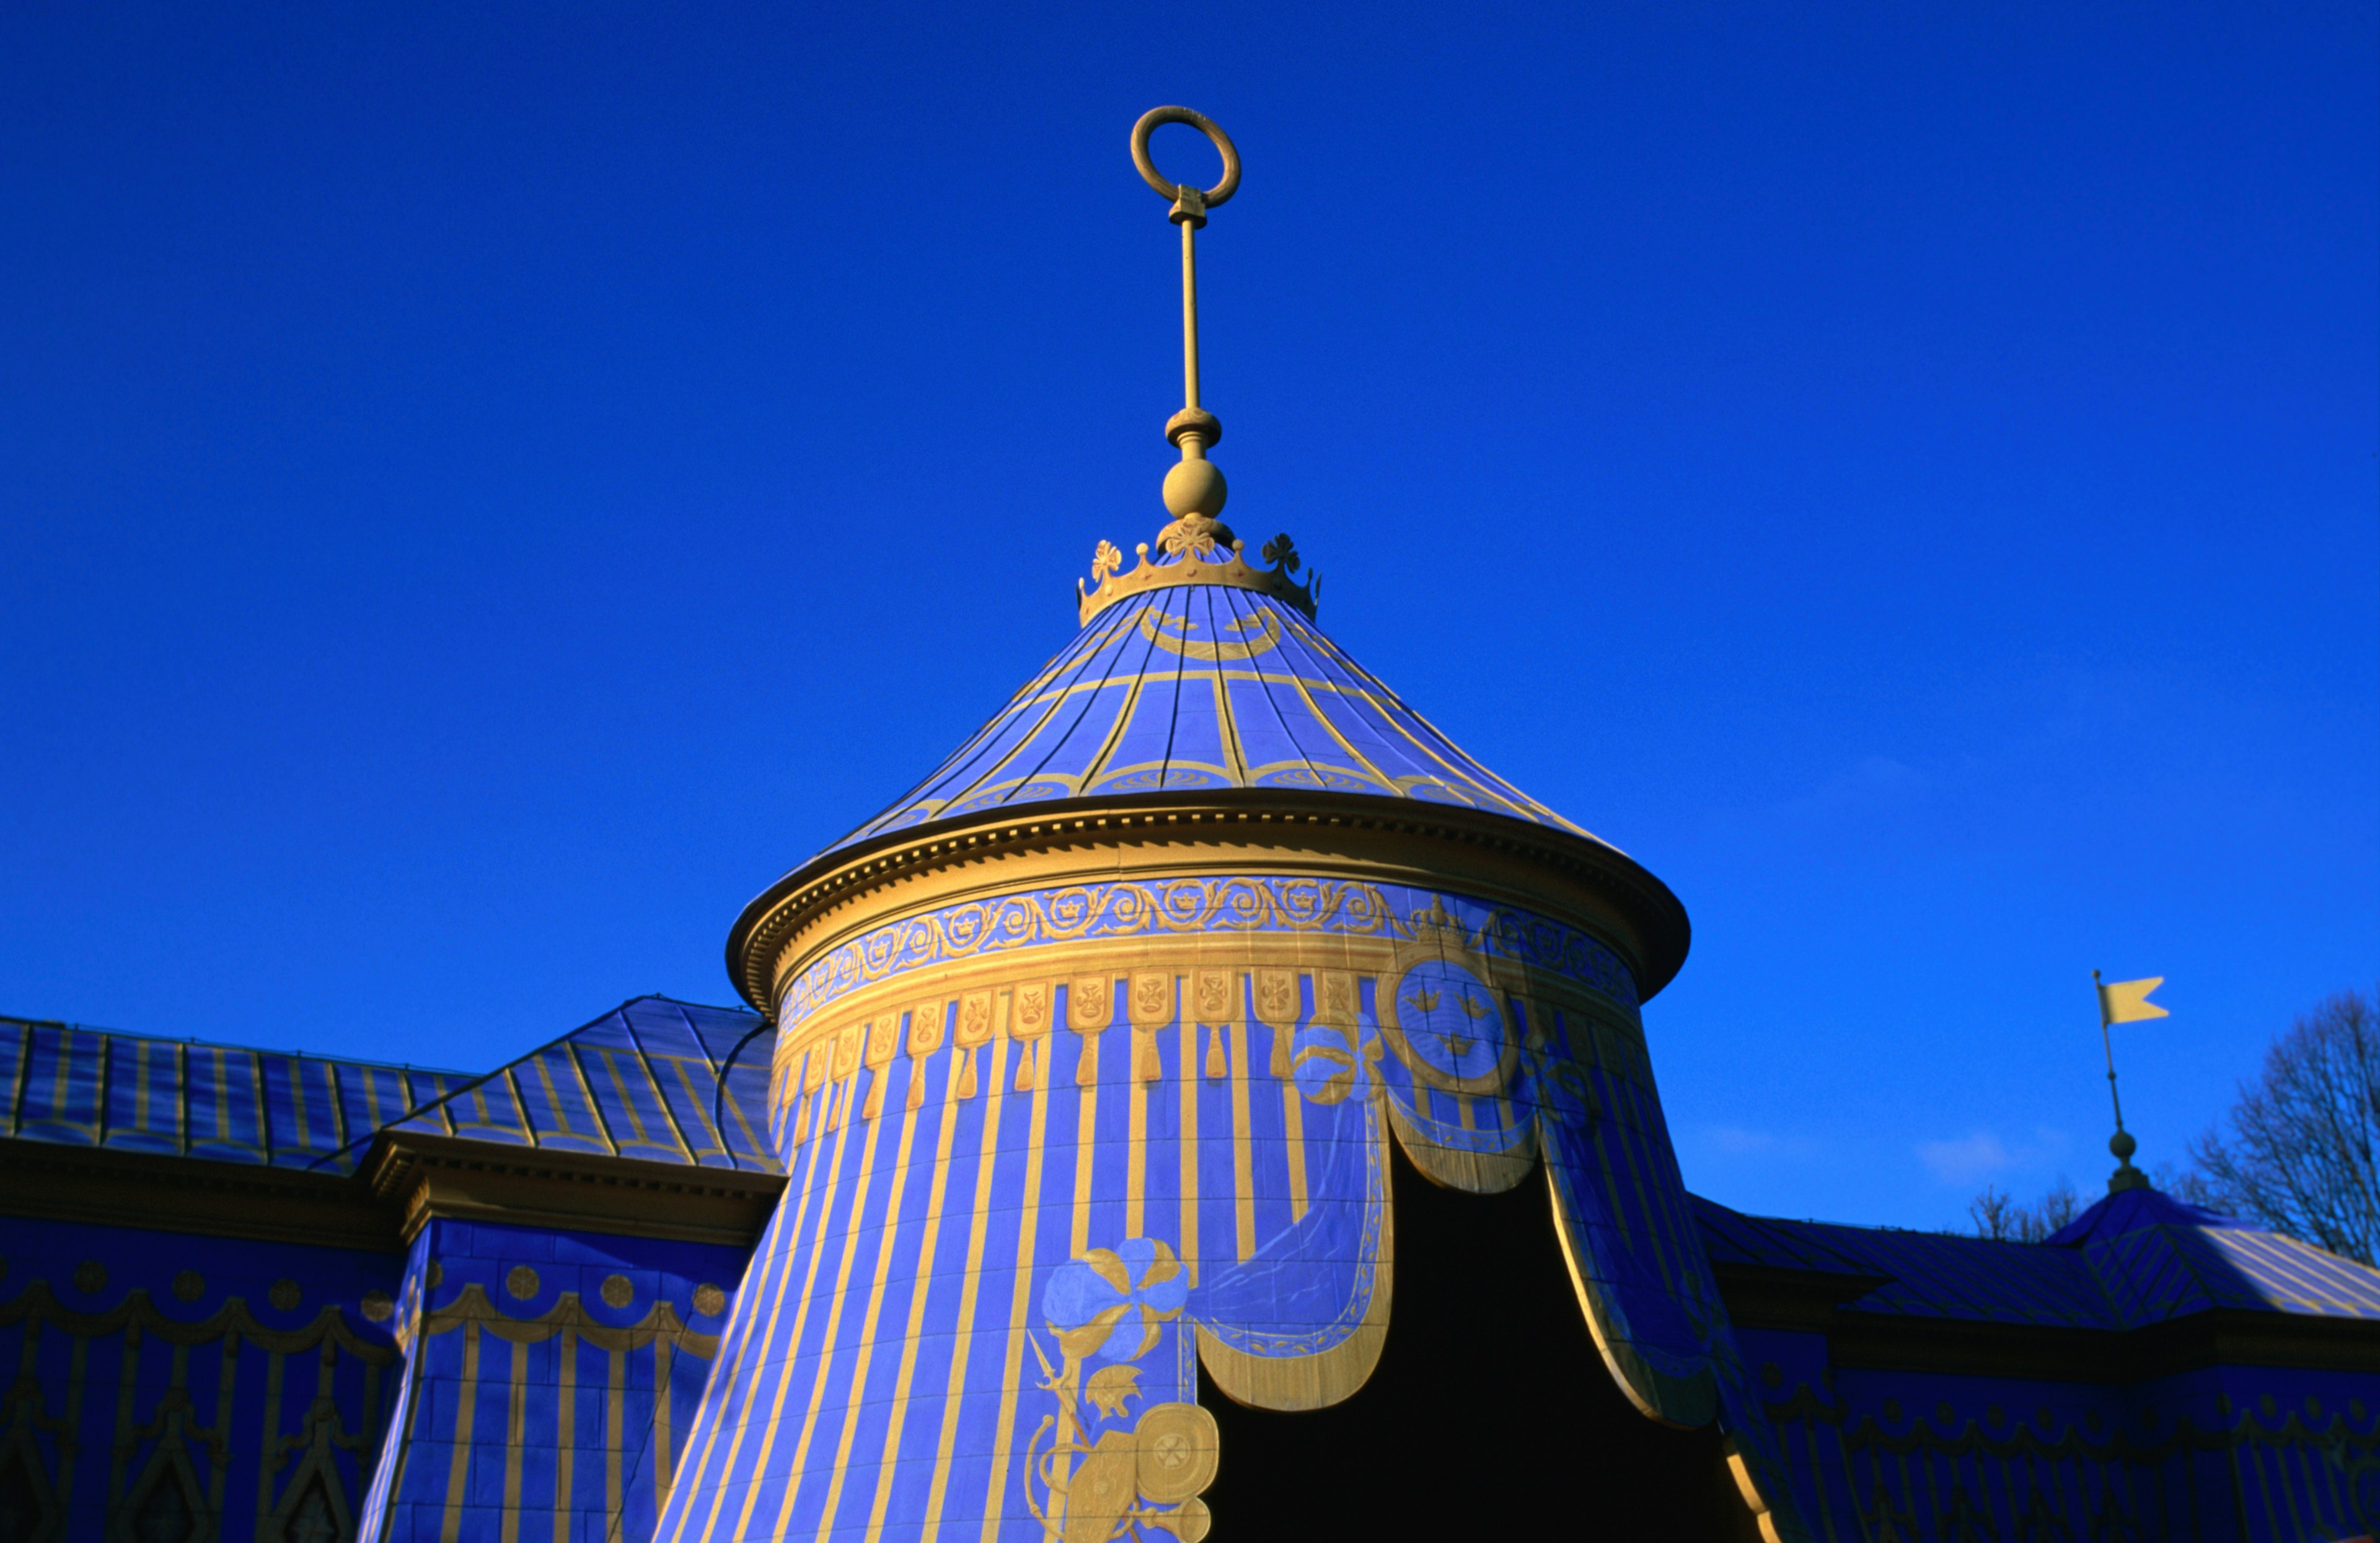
[2187,988,2380,1265]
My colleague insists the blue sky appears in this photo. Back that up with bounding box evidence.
[3,2,2372,1229]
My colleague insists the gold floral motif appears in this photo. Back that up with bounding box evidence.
[863,1015,900,1069]
[1130,971,1174,1027]
[692,1283,726,1317]
[1253,970,1298,1025]
[1070,976,1112,1032]
[600,1274,633,1309]
[504,1268,538,1301]
[359,1291,394,1324]
[956,990,996,1048]
[833,1023,864,1079]
[269,1279,302,1311]
[1192,968,1232,1020]
[170,1270,205,1302]
[1317,970,1357,1025]
[1015,981,1054,1039]
[906,1001,946,1058]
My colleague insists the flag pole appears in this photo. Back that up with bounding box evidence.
[2093,968,2149,1193]
[2092,968,2127,1136]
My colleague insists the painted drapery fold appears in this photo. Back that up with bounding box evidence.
[659,878,1805,1542]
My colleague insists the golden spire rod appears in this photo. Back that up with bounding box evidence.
[1130,107,1241,523]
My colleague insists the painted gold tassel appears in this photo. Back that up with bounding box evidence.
[1137,1031,1163,1082]
[1270,1022,1292,1079]
[906,1063,927,1110]
[1075,1032,1100,1087]
[1014,1041,1038,1093]
[956,1047,978,1100]
[862,1069,886,1123]
[1205,1028,1227,1081]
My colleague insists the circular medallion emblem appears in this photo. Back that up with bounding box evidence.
[171,1270,206,1302]
[601,1274,633,1309]
[1133,1402,1218,1505]
[1388,959,1505,1080]
[506,1267,539,1301]
[693,1283,727,1317]
[268,1279,301,1311]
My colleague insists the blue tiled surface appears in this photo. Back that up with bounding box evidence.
[1,1012,468,1174]
[0,1214,405,1542]
[352,1219,747,1543]
[1696,1185,2380,1327]
[323,995,778,1175]
[821,582,1603,857]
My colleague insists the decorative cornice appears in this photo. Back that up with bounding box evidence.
[1076,520,1317,626]
[725,787,1691,1017]
[0,1136,399,1253]
[365,1131,787,1249]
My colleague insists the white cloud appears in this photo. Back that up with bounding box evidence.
[1916,1127,2076,1187]
[1918,1130,2014,1185]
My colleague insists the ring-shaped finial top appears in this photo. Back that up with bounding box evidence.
[1130,106,1240,209]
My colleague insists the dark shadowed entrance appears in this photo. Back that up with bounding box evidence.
[1199,1141,1761,1541]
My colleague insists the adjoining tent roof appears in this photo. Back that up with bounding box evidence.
[1,996,778,1180]
[1,1012,469,1175]
[1694,1185,2380,1329]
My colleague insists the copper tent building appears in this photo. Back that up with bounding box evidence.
[4,108,2376,1543]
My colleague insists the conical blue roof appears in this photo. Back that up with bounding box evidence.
[819,578,1599,860]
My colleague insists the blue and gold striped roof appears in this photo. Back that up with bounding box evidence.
[1,1012,470,1175]
[826,580,1597,857]
[2,996,779,1178]
[1695,1185,2380,1327]
[337,994,777,1174]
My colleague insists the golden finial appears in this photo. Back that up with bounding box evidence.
[1078,108,1316,626]
[1131,106,1240,524]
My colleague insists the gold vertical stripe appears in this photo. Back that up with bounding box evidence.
[1232,1022,1258,1261]
[500,1338,528,1543]
[653,1339,674,1500]
[977,1041,1056,1542]
[606,1347,626,1529]
[727,1095,862,1539]
[672,1133,826,1543]
[920,1031,1012,1542]
[1070,1033,1100,1260]
[286,1056,311,1149]
[922,602,1139,813]
[532,1054,578,1141]
[553,1327,576,1543]
[1072,654,1159,793]
[864,1045,967,1543]
[1178,1015,1201,1284]
[50,1028,77,1123]
[563,1044,621,1156]
[816,1070,928,1537]
[1124,1035,1148,1240]
[440,1320,481,1543]
[1277,1036,1308,1223]
[765,1077,895,1538]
